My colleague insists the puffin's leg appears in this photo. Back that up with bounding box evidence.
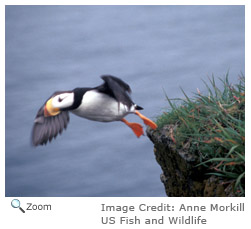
[121,118,144,138]
[134,110,157,129]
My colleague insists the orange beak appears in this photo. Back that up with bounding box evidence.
[44,98,60,117]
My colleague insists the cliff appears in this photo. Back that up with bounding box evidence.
[147,125,237,197]
[147,75,244,197]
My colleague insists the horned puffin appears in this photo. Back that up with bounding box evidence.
[32,75,157,146]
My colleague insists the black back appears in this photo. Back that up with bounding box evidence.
[95,75,134,109]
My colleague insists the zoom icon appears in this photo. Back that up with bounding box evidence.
[11,199,25,213]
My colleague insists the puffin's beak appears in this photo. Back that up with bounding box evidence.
[44,98,60,117]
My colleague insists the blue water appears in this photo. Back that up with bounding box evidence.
[5,5,244,197]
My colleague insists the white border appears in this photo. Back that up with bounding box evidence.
[1,1,249,228]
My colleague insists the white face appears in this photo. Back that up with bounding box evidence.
[51,92,74,109]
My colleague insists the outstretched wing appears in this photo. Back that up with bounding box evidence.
[98,75,133,108]
[31,97,70,146]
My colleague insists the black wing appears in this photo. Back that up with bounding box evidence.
[31,97,70,147]
[97,75,133,108]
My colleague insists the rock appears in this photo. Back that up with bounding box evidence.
[147,124,235,197]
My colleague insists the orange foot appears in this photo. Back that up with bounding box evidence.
[135,111,157,130]
[121,119,144,138]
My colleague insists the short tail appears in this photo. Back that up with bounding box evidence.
[135,105,143,110]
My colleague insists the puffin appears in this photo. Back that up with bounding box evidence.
[32,75,157,146]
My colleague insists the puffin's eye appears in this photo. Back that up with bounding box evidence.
[58,97,63,102]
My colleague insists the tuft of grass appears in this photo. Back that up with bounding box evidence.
[157,74,245,196]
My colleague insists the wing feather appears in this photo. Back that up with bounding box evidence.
[99,75,133,108]
[32,103,70,146]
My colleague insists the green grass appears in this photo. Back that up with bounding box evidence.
[157,74,245,196]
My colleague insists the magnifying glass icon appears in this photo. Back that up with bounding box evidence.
[11,199,25,213]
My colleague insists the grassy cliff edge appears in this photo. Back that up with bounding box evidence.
[147,75,245,197]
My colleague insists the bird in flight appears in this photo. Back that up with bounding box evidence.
[32,75,157,146]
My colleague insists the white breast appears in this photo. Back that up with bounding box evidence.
[71,90,132,122]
